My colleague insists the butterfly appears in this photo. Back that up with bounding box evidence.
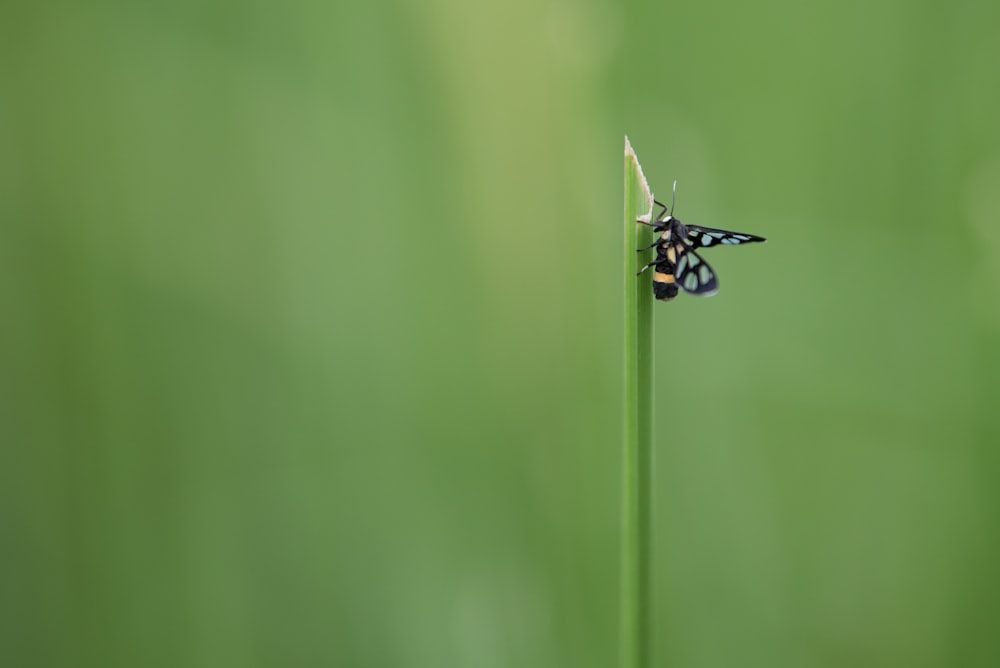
[636,181,766,300]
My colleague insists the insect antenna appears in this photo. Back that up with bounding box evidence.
[652,180,678,221]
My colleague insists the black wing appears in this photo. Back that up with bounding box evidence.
[684,225,766,249]
[674,242,719,296]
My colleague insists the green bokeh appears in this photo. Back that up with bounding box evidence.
[3,1,999,666]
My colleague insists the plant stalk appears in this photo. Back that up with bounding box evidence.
[621,136,654,668]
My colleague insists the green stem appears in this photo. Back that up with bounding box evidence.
[622,136,654,668]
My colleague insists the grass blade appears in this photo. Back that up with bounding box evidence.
[622,136,654,668]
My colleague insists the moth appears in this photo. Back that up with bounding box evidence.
[637,181,766,300]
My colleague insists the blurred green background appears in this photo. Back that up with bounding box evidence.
[3,0,1000,666]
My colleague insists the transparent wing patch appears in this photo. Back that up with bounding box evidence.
[674,243,718,296]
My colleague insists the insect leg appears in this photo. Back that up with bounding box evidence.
[636,258,661,276]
